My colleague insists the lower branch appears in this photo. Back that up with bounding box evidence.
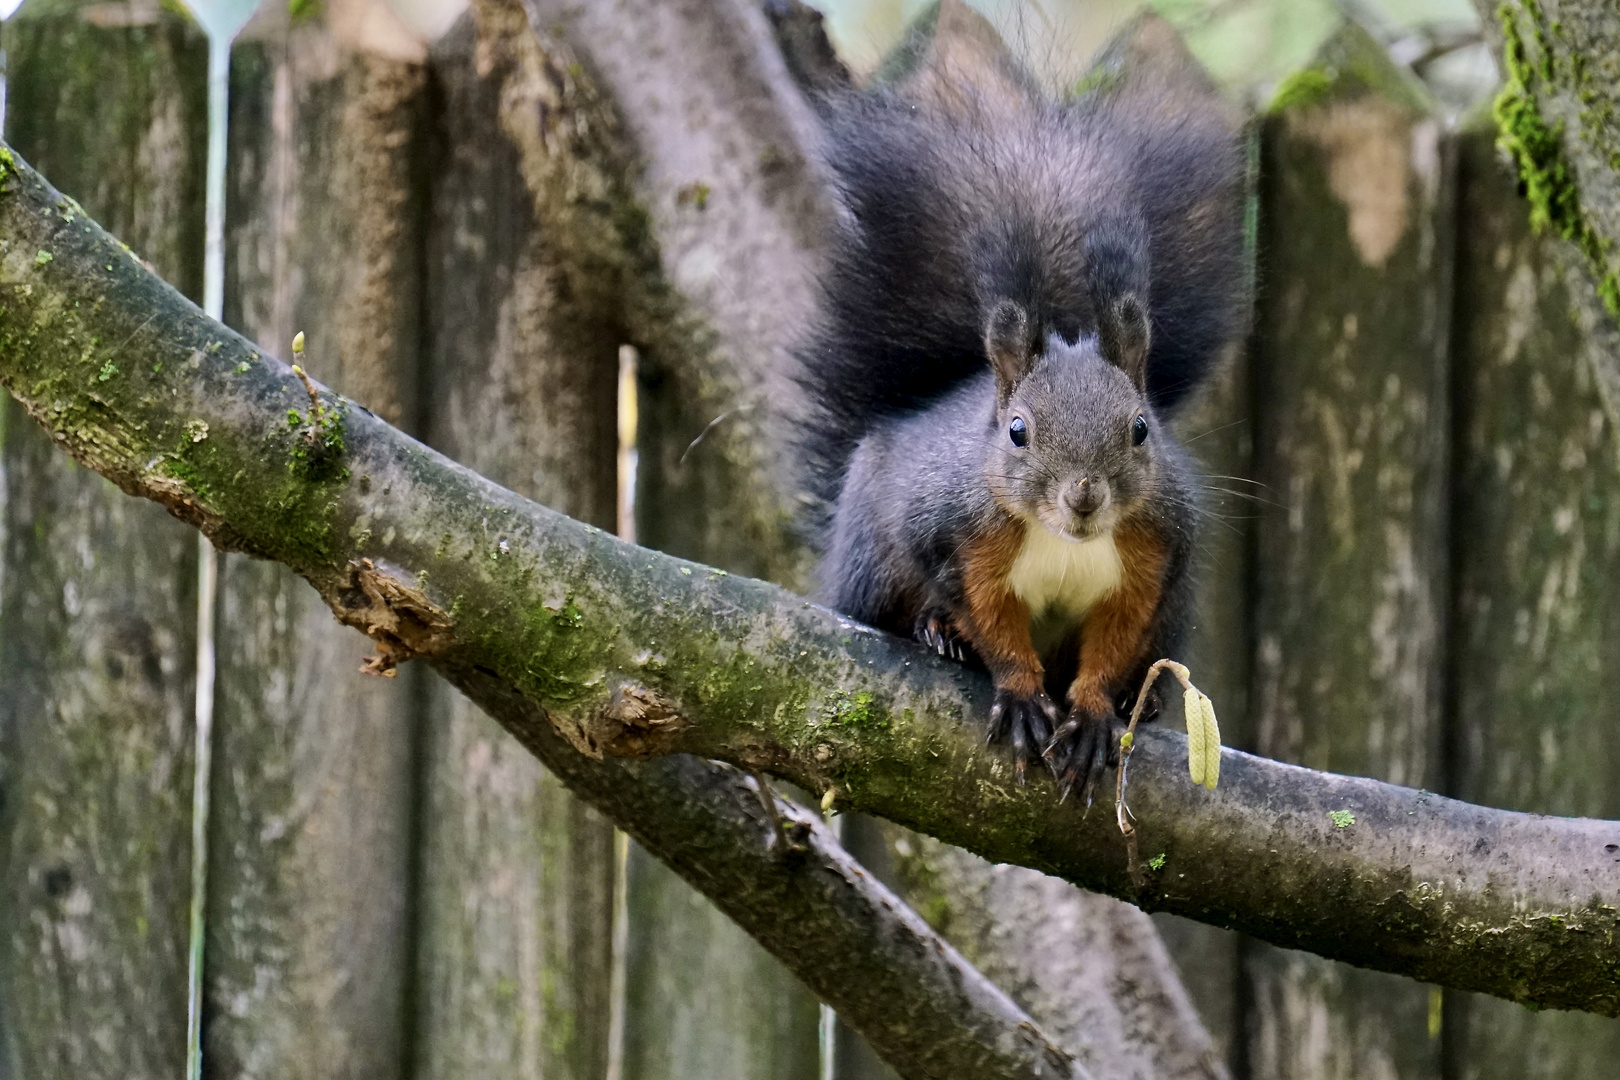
[461,675,1088,1080]
[3,141,1619,1016]
[878,827,1228,1079]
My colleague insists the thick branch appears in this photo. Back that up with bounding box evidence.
[3,142,1620,1017]
[0,147,1081,1080]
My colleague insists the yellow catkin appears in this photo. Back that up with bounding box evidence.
[1190,690,1221,790]
[1185,687,1208,787]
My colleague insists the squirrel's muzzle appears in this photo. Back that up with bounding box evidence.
[1062,475,1110,520]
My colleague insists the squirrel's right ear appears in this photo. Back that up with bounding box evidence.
[985,299,1035,405]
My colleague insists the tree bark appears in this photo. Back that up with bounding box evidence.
[1475,0,1620,322]
[528,0,830,585]
[4,147,1620,1023]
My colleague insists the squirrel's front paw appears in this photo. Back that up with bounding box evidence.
[1045,708,1125,807]
[987,688,1061,785]
[913,610,967,663]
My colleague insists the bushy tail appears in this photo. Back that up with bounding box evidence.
[789,47,1246,531]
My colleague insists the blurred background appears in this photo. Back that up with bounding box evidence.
[823,0,1493,110]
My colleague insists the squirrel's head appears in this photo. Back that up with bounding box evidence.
[982,295,1159,541]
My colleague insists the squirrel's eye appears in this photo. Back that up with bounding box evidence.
[1132,414,1149,446]
[1009,416,1028,448]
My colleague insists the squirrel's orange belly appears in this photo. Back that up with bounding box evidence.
[1007,525,1121,656]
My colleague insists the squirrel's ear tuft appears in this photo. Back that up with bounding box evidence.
[1100,294,1151,390]
[985,299,1034,405]
[1085,214,1153,391]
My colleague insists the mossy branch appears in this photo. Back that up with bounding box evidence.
[0,142,1086,1080]
[4,141,1620,1019]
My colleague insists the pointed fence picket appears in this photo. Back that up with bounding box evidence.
[1,15,206,1078]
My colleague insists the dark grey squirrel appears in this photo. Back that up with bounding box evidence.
[788,21,1246,802]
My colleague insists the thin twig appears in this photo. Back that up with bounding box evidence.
[750,767,795,855]
[290,364,321,409]
[678,397,767,466]
[1115,658,1195,887]
[680,407,739,465]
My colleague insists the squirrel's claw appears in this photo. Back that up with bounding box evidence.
[989,688,1061,785]
[914,611,969,665]
[1046,709,1124,808]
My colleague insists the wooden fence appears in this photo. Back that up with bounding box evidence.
[1,4,1618,1080]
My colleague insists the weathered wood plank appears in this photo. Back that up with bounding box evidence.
[1446,122,1620,1080]
[0,11,206,1078]
[410,14,616,1078]
[196,17,426,1077]
[1158,322,1254,1073]
[1155,92,1261,1080]
[1247,22,1453,1080]
[620,855,823,1080]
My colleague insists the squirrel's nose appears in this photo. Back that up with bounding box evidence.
[1063,475,1109,518]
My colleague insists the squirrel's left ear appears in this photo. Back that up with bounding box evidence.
[985,299,1036,406]
[1099,293,1151,391]
[1086,215,1152,390]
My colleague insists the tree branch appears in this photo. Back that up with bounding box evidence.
[0,147,1083,1080]
[3,140,1619,1019]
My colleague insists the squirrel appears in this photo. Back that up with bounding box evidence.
[788,23,1245,802]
